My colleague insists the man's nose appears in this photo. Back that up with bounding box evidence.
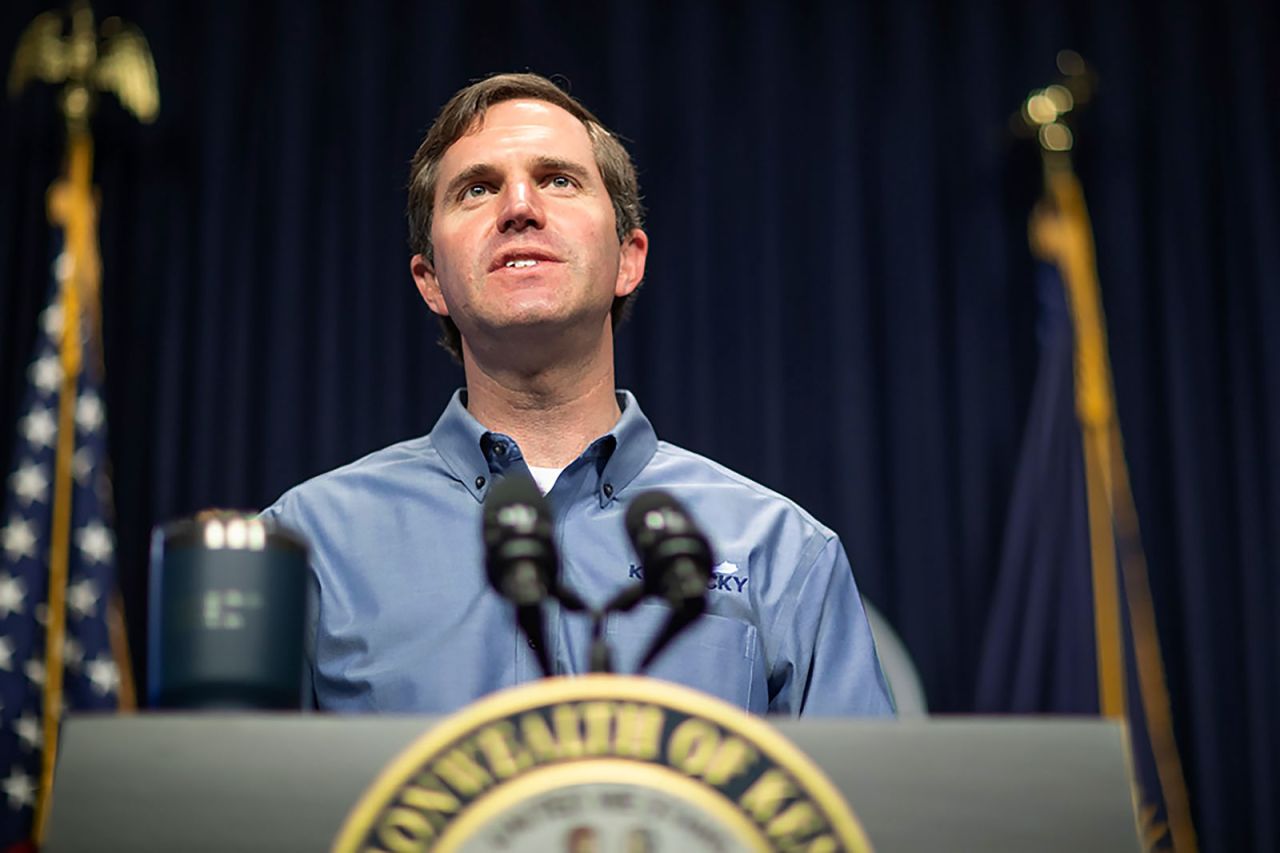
[497,180,545,233]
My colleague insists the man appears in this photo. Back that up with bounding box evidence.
[262,73,893,717]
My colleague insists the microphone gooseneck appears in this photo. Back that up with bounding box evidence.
[624,491,714,671]
[483,475,557,677]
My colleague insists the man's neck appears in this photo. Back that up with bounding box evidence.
[461,340,621,468]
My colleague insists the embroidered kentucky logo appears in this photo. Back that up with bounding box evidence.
[627,562,750,593]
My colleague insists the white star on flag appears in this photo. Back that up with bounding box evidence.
[75,392,104,434]
[0,573,26,619]
[2,770,36,811]
[66,578,100,619]
[75,523,114,565]
[8,462,49,507]
[40,303,63,338]
[84,657,120,696]
[1,519,37,562]
[23,659,44,687]
[13,713,39,751]
[64,636,84,667]
[72,447,94,484]
[0,637,14,670]
[19,406,56,450]
[28,354,62,394]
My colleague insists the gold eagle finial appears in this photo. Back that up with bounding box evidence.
[7,1,159,128]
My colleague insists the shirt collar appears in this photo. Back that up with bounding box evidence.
[429,390,491,501]
[599,390,658,505]
[429,388,658,505]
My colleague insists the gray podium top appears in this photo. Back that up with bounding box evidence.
[46,714,1139,852]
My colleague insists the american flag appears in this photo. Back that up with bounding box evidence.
[0,247,132,848]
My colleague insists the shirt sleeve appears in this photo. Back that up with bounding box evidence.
[260,498,320,711]
[767,534,896,717]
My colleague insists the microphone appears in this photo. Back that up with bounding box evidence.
[624,491,714,671]
[483,474,557,677]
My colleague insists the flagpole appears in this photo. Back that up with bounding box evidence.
[1032,157,1129,721]
[1020,53,1199,853]
[7,0,157,842]
[34,126,98,844]
[1109,410,1198,851]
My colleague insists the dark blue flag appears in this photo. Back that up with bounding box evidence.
[975,165,1197,852]
[975,260,1098,713]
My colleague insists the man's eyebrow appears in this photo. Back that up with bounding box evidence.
[530,157,593,183]
[440,163,498,204]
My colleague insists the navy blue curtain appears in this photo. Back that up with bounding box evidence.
[2,1,1276,849]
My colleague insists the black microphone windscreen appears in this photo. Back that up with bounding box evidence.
[624,491,713,602]
[624,490,685,542]
[483,474,557,602]
[483,474,548,532]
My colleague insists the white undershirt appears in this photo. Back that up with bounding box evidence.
[526,465,564,495]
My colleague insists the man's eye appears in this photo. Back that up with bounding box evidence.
[549,175,573,189]
[465,184,488,198]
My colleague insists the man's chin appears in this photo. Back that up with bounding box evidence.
[463,312,611,362]
[465,312,582,343]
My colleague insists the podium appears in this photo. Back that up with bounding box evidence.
[46,714,1140,851]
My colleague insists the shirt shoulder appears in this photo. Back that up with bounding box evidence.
[263,433,445,520]
[648,440,837,539]
[641,441,840,578]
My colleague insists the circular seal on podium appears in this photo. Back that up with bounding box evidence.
[334,675,874,852]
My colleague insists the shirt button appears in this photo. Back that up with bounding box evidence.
[493,442,507,456]
[602,483,614,498]
[527,637,538,650]
[475,475,486,489]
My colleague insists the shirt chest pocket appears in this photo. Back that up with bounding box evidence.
[606,603,765,713]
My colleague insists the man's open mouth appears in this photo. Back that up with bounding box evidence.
[490,248,562,271]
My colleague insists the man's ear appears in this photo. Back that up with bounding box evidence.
[615,229,649,298]
[411,254,449,316]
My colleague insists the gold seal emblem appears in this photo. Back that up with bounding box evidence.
[334,675,874,852]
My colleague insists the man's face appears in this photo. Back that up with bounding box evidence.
[411,99,646,358]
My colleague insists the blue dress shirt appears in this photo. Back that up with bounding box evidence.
[262,391,894,717]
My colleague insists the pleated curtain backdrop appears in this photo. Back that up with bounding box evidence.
[1,1,1276,849]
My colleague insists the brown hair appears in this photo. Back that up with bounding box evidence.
[407,73,645,361]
